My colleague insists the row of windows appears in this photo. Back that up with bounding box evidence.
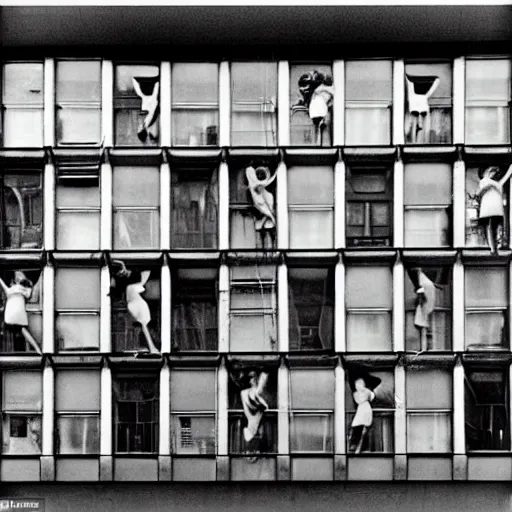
[1,366,506,457]
[0,263,509,353]
[1,160,511,251]
[1,58,511,147]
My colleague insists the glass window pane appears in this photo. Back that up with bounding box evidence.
[230,314,276,351]
[113,167,159,206]
[404,209,450,247]
[404,163,452,205]
[347,313,392,351]
[465,106,510,145]
[465,167,485,247]
[466,312,507,349]
[3,372,42,411]
[57,108,101,145]
[2,173,43,249]
[231,287,274,309]
[57,416,100,454]
[171,171,218,249]
[229,413,277,454]
[231,62,277,146]
[466,60,510,102]
[171,415,216,454]
[57,212,100,250]
[56,314,100,350]
[345,107,391,146]
[346,411,394,453]
[465,268,507,307]
[172,63,219,147]
[407,413,451,452]
[290,414,333,453]
[170,370,216,411]
[290,370,334,409]
[2,415,41,454]
[56,184,100,208]
[289,210,333,249]
[3,109,43,147]
[114,210,159,249]
[3,63,44,104]
[56,371,100,411]
[346,61,393,101]
[289,268,334,351]
[56,61,101,101]
[346,267,392,308]
[406,370,452,409]
[405,310,452,352]
[287,166,334,205]
[55,268,100,309]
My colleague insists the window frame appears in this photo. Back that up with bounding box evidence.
[54,266,101,352]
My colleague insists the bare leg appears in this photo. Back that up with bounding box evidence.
[420,327,428,352]
[21,327,42,355]
[486,221,497,255]
[355,426,369,454]
[141,324,159,354]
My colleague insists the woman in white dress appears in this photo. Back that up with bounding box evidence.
[0,271,42,354]
[405,74,440,143]
[477,164,512,255]
[110,261,159,355]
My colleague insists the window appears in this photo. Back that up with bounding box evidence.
[346,266,392,351]
[114,376,159,453]
[346,165,393,247]
[228,366,277,456]
[288,165,334,249]
[405,62,452,144]
[465,267,508,350]
[114,64,160,146]
[112,166,160,249]
[170,370,216,455]
[2,371,42,454]
[406,369,452,453]
[345,60,392,145]
[290,369,334,453]
[290,64,333,146]
[171,168,218,249]
[466,59,511,145]
[172,63,219,146]
[345,369,394,453]
[55,267,100,351]
[231,62,277,146]
[2,62,44,147]
[229,265,277,352]
[404,163,452,247]
[172,268,217,351]
[288,267,334,351]
[56,60,101,146]
[111,267,160,353]
[405,266,452,351]
[229,163,277,250]
[56,170,100,250]
[0,172,43,249]
[465,370,510,451]
[55,371,100,454]
[465,166,510,248]
[0,269,42,353]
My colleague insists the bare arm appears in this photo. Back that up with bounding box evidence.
[0,278,9,296]
[425,77,440,99]
[499,164,512,186]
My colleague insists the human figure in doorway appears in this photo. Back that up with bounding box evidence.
[132,76,160,143]
[405,74,440,143]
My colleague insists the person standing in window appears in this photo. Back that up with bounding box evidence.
[405,74,440,143]
[245,163,277,249]
[0,271,42,355]
[477,164,512,255]
[132,76,159,143]
[292,70,333,146]
[110,260,160,355]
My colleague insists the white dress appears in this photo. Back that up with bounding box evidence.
[4,284,32,326]
[478,177,504,219]
[126,282,151,326]
[352,389,375,427]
